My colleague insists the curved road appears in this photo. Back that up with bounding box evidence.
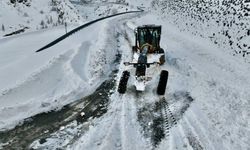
[36,10,143,52]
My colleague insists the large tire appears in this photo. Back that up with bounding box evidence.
[157,70,168,95]
[118,71,130,94]
[132,46,137,52]
[158,48,164,54]
[158,48,165,65]
[159,54,165,65]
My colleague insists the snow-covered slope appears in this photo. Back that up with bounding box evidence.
[152,0,250,61]
[0,0,250,149]
[69,0,152,21]
[0,0,83,37]
[0,17,121,130]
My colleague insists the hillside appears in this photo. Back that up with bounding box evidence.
[0,0,82,37]
[0,0,249,149]
[152,0,250,61]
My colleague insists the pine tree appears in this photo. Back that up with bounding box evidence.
[40,20,45,28]
[2,24,5,32]
[10,0,16,4]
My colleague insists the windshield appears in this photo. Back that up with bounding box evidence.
[138,28,159,48]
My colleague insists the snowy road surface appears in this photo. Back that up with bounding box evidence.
[0,3,250,150]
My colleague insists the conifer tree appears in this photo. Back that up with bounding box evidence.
[1,24,5,32]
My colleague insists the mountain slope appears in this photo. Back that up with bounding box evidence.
[0,0,249,149]
[0,0,83,37]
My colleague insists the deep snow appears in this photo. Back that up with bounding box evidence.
[66,13,250,150]
[0,0,250,149]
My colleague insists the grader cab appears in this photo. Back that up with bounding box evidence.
[133,25,164,54]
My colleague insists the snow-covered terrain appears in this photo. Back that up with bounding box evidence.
[0,0,250,149]
[0,0,82,37]
[152,0,250,61]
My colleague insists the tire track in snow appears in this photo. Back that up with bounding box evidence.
[158,92,216,150]
[176,123,193,149]
[137,91,195,148]
[96,94,150,150]
[161,97,178,128]
[70,92,150,150]
[167,92,196,150]
[120,94,152,150]
[182,116,205,150]
[185,108,219,150]
[95,94,124,150]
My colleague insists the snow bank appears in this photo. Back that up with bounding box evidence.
[0,17,119,131]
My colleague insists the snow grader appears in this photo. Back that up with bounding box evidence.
[117,25,169,95]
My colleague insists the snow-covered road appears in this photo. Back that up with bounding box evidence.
[0,3,250,150]
[68,14,250,150]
